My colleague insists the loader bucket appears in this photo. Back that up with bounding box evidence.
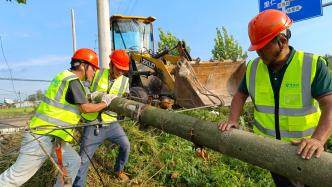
[174,59,246,108]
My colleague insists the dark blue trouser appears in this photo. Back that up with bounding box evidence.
[73,123,130,187]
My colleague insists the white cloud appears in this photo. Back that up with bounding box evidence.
[0,55,69,70]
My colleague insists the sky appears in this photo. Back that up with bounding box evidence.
[0,0,331,101]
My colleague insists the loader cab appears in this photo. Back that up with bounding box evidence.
[110,14,156,53]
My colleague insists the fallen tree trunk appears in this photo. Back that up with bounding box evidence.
[109,97,332,186]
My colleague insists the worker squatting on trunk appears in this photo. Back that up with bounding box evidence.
[0,48,117,187]
[218,9,332,187]
[73,49,131,186]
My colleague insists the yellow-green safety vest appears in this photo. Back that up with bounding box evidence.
[246,51,321,142]
[81,68,129,122]
[29,70,85,142]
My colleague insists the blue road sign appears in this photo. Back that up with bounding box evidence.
[259,0,323,22]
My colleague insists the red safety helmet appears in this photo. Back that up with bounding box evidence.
[72,48,99,69]
[248,9,293,51]
[109,50,130,71]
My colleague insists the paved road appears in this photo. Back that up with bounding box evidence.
[0,115,32,134]
[0,115,31,128]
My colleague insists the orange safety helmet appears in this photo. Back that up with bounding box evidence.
[72,48,99,69]
[109,49,130,71]
[248,9,293,51]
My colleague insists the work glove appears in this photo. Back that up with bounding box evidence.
[101,94,117,106]
[89,91,105,103]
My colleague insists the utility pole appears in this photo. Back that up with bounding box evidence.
[71,9,77,53]
[96,0,111,68]
[18,91,21,108]
[108,97,332,186]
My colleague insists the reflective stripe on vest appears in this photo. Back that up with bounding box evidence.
[81,69,109,121]
[35,112,75,127]
[108,75,129,96]
[246,51,321,142]
[101,75,129,122]
[91,69,107,92]
[254,119,316,138]
[81,68,129,122]
[29,70,84,142]
[42,96,80,114]
[248,53,317,116]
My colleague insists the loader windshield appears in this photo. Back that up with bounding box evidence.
[112,20,153,52]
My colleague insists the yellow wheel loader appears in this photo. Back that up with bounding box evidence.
[110,14,246,109]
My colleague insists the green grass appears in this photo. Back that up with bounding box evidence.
[85,119,274,187]
[81,103,274,186]
[0,107,35,119]
[3,102,331,186]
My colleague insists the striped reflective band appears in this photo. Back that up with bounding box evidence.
[55,75,78,101]
[302,53,314,107]
[255,105,317,116]
[91,69,105,92]
[35,112,73,127]
[248,58,258,102]
[249,53,317,116]
[117,76,128,96]
[254,120,315,138]
[42,96,80,114]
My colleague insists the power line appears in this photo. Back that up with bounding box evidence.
[115,0,122,14]
[94,34,98,52]
[0,77,51,82]
[123,0,131,14]
[127,0,137,15]
[0,36,19,100]
[118,0,132,15]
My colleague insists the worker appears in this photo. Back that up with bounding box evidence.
[73,49,131,186]
[218,9,332,187]
[0,48,116,187]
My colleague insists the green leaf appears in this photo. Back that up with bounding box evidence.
[6,0,27,4]
[157,28,191,56]
[212,27,246,61]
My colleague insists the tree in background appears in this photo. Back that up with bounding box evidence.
[26,90,43,102]
[324,54,332,72]
[157,28,191,56]
[212,27,247,61]
[324,54,332,64]
[6,0,26,4]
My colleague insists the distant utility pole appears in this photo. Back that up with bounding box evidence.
[18,90,21,107]
[71,9,77,53]
[96,0,111,68]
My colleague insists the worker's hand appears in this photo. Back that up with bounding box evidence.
[90,91,105,103]
[101,94,117,106]
[291,138,324,160]
[218,121,239,132]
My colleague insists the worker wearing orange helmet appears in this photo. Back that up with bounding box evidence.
[218,9,332,186]
[74,49,131,186]
[0,48,116,187]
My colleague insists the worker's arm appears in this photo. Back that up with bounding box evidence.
[291,58,332,160]
[79,93,117,113]
[292,94,332,159]
[79,102,107,113]
[218,91,249,131]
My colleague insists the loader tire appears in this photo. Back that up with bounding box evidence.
[130,87,149,103]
